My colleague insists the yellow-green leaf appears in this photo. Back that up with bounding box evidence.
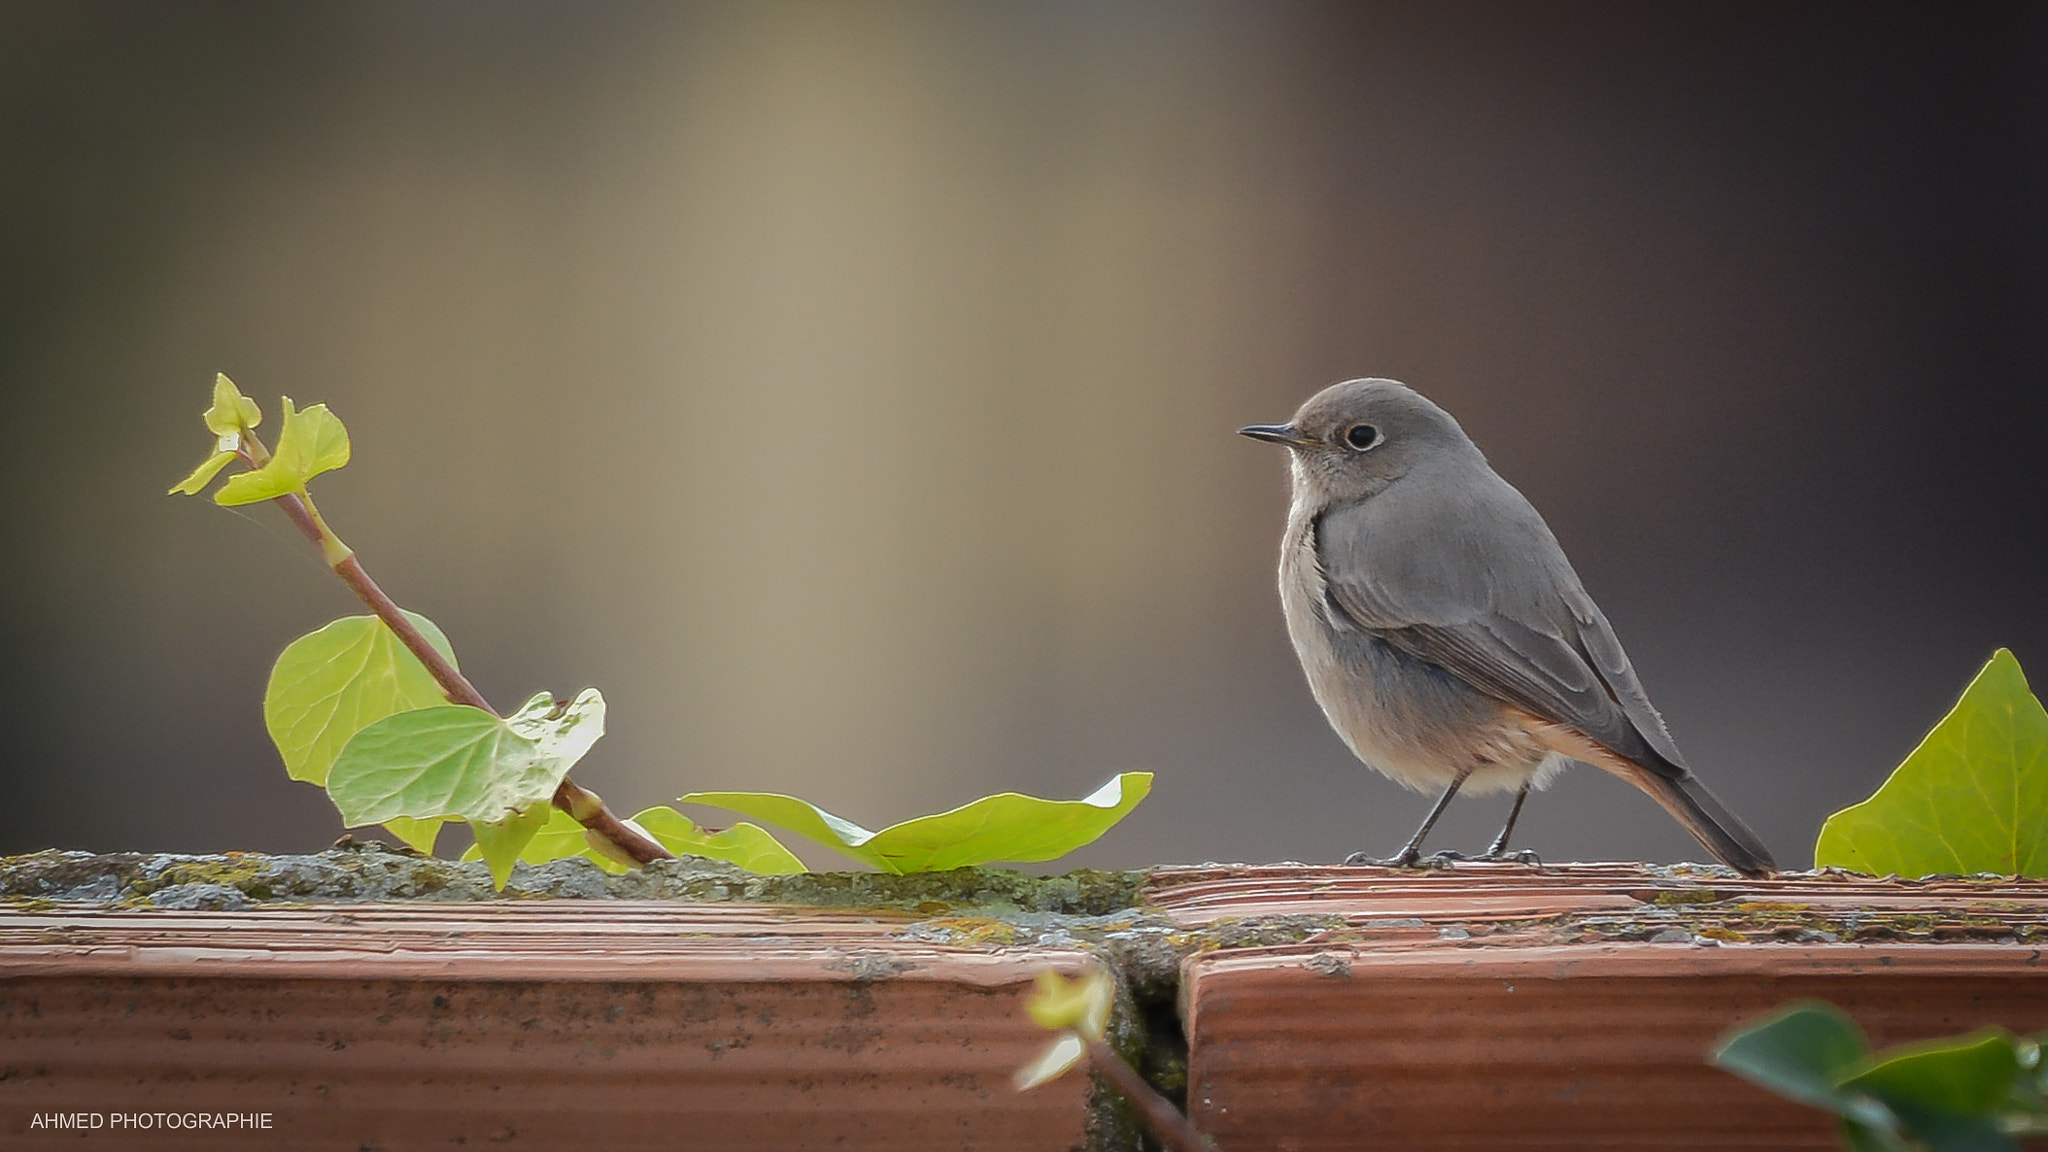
[264,612,458,787]
[202,372,261,440]
[168,449,240,496]
[470,804,552,888]
[1816,649,2048,877]
[632,806,805,874]
[463,805,615,871]
[1015,967,1114,1091]
[681,772,1151,874]
[459,805,805,876]
[1026,967,1112,1040]
[216,397,351,505]
[380,815,444,855]
[326,689,605,828]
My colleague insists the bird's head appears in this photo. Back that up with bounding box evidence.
[1239,377,1483,505]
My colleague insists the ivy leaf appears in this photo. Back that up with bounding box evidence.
[501,689,606,757]
[463,805,609,871]
[326,689,604,828]
[459,805,806,876]
[681,772,1152,874]
[1716,1004,2041,1152]
[1816,649,2048,877]
[201,372,262,440]
[265,612,459,785]
[265,612,458,855]
[1016,968,1114,1091]
[1713,1002,1905,1149]
[631,805,805,874]
[676,791,883,866]
[378,815,444,855]
[216,397,351,506]
[1025,967,1112,1041]
[171,376,263,496]
[469,803,553,889]
[1843,1029,2026,1151]
[1713,1002,1879,1118]
[168,449,240,496]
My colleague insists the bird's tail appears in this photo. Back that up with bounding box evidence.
[1627,769,1777,878]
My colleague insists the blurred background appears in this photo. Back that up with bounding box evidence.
[2,1,2043,871]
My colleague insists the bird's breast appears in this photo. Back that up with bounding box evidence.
[1274,509,1557,796]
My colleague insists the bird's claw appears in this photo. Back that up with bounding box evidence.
[1343,848,1541,870]
[1344,849,1461,870]
[1344,849,1419,868]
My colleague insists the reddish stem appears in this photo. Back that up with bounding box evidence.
[1085,1039,1213,1152]
[253,459,672,865]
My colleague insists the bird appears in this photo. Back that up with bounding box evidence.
[1239,378,1776,877]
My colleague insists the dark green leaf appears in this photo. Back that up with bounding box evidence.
[1845,1030,2025,1152]
[1713,1001,1874,1115]
[1840,1118,1913,1152]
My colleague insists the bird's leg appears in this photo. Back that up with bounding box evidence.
[1347,768,1470,868]
[1484,785,1528,856]
[1477,784,1541,865]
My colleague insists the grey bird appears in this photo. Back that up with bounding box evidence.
[1240,378,1776,877]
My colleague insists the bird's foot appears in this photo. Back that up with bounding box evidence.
[1344,848,1421,868]
[1344,848,1539,870]
[1344,849,1461,870]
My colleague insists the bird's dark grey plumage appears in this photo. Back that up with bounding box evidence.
[1241,378,1775,877]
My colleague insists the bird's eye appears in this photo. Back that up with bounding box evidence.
[1344,424,1382,451]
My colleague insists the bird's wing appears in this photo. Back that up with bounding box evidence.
[1314,484,1688,778]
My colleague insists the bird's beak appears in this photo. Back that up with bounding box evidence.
[1237,423,1315,448]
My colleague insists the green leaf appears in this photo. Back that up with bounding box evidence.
[674,791,885,867]
[1713,1002,1883,1121]
[681,771,1152,874]
[1840,1119,1913,1152]
[463,805,612,871]
[378,815,443,855]
[216,397,351,505]
[631,806,805,875]
[469,804,552,889]
[458,805,806,876]
[1718,1004,2037,1152]
[202,372,261,439]
[1848,1030,2024,1116]
[168,449,239,496]
[1845,1030,2026,1151]
[265,612,459,787]
[172,375,262,496]
[1816,649,2048,877]
[326,689,604,827]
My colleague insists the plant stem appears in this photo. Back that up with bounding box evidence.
[241,441,673,866]
[1085,1039,1213,1152]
